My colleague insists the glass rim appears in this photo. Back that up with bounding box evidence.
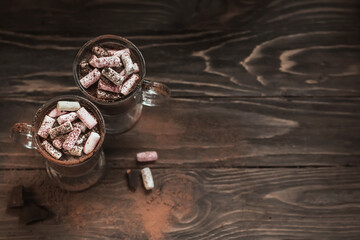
[33,95,106,166]
[73,34,146,106]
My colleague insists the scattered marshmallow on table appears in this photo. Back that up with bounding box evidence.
[89,55,121,68]
[63,127,82,151]
[48,107,67,118]
[141,167,154,190]
[42,140,62,159]
[37,115,55,138]
[49,121,73,139]
[57,112,78,125]
[80,68,101,89]
[83,132,100,154]
[76,107,98,129]
[137,151,158,162]
[57,101,80,112]
[120,74,139,96]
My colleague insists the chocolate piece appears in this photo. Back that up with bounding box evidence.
[49,121,73,139]
[42,140,62,159]
[7,185,24,208]
[126,169,139,192]
[19,202,49,225]
[63,127,82,151]
[101,67,126,86]
[92,46,109,57]
[96,89,121,100]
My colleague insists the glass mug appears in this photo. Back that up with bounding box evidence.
[10,95,106,192]
[73,35,170,134]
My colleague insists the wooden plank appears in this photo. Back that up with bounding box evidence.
[0,0,359,97]
[1,97,360,169]
[1,167,360,239]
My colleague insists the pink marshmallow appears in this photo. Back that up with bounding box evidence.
[52,135,66,149]
[57,112,77,125]
[108,48,130,57]
[98,79,121,93]
[120,52,134,76]
[62,127,81,151]
[89,55,121,68]
[83,132,101,154]
[136,151,158,162]
[37,115,55,138]
[133,63,140,73]
[80,68,101,89]
[76,107,98,129]
[48,107,67,118]
[120,74,139,96]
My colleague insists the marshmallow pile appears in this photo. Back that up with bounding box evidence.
[79,45,140,101]
[37,101,101,160]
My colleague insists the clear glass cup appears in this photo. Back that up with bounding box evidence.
[73,35,170,134]
[10,95,106,192]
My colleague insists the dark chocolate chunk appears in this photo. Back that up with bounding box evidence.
[19,202,49,225]
[7,185,24,208]
[126,169,140,192]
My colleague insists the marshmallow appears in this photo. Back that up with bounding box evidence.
[48,107,67,118]
[89,55,121,68]
[73,121,87,133]
[42,140,62,159]
[52,135,67,149]
[37,115,55,138]
[120,74,139,96]
[49,121,73,139]
[83,132,101,154]
[141,167,154,190]
[136,151,158,162]
[108,48,130,57]
[57,112,78,125]
[57,101,80,112]
[63,127,81,151]
[76,107,98,129]
[69,145,83,157]
[101,67,126,86]
[80,68,101,89]
[120,52,134,76]
[133,63,140,73]
[98,78,121,93]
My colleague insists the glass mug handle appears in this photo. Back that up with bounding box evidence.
[142,80,170,107]
[10,123,37,149]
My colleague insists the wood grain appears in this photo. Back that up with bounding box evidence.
[1,167,360,239]
[1,97,360,169]
[0,0,359,97]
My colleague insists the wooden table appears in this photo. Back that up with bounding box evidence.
[1,1,360,239]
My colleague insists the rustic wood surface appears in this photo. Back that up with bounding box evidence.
[1,0,360,239]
